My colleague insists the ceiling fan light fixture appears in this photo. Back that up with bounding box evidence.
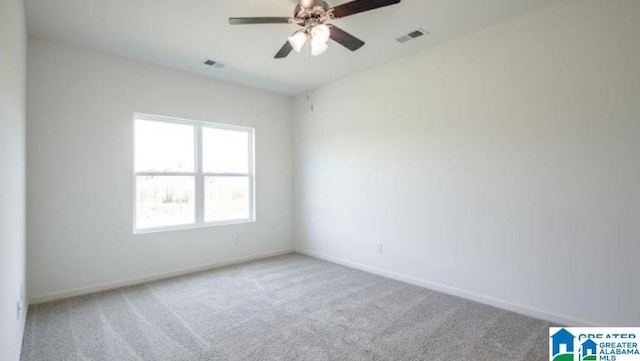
[229,0,403,59]
[311,24,330,45]
[288,31,308,53]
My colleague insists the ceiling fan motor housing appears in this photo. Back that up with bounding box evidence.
[299,0,320,9]
[294,1,331,23]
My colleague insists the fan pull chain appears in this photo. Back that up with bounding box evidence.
[306,40,314,112]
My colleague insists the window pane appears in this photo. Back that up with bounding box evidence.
[135,119,194,172]
[136,176,195,229]
[202,127,249,173]
[205,176,250,222]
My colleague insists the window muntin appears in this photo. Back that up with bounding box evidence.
[134,114,254,233]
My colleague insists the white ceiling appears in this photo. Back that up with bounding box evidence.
[25,0,559,95]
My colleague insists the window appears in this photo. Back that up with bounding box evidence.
[134,114,254,233]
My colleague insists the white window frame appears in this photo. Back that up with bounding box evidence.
[133,113,255,234]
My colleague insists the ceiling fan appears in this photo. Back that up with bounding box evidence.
[229,0,401,58]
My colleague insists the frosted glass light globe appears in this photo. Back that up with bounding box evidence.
[311,24,330,45]
[288,31,308,53]
[311,41,328,56]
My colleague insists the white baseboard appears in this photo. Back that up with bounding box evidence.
[30,248,294,304]
[294,248,598,327]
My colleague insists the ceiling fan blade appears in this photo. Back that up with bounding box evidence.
[274,40,294,59]
[229,17,292,25]
[330,0,400,19]
[328,25,365,51]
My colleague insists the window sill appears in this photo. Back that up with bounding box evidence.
[133,218,255,235]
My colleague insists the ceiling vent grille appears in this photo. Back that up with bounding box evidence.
[408,30,425,38]
[204,59,225,69]
[396,28,429,44]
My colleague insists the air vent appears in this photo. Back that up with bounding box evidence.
[396,28,429,44]
[408,30,425,39]
[204,59,225,69]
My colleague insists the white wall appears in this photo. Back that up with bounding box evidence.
[27,39,294,301]
[0,0,27,360]
[294,0,640,326]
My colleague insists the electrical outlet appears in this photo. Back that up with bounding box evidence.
[376,243,383,253]
[16,301,21,320]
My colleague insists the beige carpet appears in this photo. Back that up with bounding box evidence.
[21,254,551,360]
